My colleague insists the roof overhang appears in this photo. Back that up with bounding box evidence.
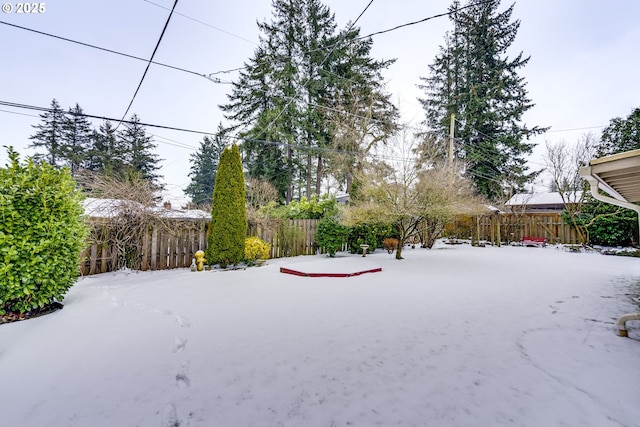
[579,149,640,230]
[580,148,640,203]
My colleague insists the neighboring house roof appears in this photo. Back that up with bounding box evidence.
[83,198,210,221]
[335,193,350,205]
[504,192,583,211]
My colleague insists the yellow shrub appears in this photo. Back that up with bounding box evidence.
[244,237,271,262]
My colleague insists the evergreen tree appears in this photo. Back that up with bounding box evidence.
[222,0,303,203]
[418,0,546,200]
[206,144,247,268]
[87,120,126,176]
[61,103,92,176]
[597,107,640,156]
[221,0,397,201]
[241,110,292,201]
[29,99,66,167]
[323,31,398,195]
[118,114,162,186]
[185,127,228,206]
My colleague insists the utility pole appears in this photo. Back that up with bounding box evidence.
[449,113,455,164]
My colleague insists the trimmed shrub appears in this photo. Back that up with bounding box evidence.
[244,237,271,263]
[0,147,88,315]
[206,144,247,268]
[347,222,393,254]
[579,200,638,247]
[316,218,349,257]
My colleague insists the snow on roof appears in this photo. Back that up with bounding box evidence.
[83,198,210,220]
[505,192,583,206]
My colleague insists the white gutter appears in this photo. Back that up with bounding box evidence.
[579,166,640,236]
[579,165,640,338]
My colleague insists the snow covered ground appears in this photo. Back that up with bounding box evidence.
[1,242,640,427]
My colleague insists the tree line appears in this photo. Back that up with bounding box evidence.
[29,99,162,188]
[186,0,545,207]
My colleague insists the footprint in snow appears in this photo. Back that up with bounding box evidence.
[173,337,187,353]
[175,361,191,389]
[161,403,181,427]
[175,315,191,328]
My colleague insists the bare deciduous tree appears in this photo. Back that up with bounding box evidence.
[79,171,185,270]
[544,133,617,244]
[246,177,279,210]
[346,128,486,259]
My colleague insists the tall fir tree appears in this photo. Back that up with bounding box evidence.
[118,114,163,187]
[29,99,66,167]
[418,0,546,200]
[87,120,126,176]
[61,103,92,176]
[185,126,228,206]
[206,144,247,268]
[221,0,397,201]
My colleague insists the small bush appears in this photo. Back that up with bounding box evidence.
[245,237,271,263]
[316,218,349,257]
[257,195,339,220]
[383,237,399,254]
[0,147,88,315]
[347,222,393,254]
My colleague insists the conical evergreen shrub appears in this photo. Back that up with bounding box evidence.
[206,144,246,267]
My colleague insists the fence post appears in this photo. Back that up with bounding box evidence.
[151,226,158,270]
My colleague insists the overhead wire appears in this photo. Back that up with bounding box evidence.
[0,98,556,194]
[0,2,487,135]
[0,1,598,193]
[115,0,180,129]
[143,0,258,46]
[0,20,211,81]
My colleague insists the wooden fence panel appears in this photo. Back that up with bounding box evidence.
[81,220,209,275]
[473,212,581,245]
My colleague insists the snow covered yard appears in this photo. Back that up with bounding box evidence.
[1,242,640,427]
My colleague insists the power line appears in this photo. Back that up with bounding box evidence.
[544,125,606,134]
[0,20,210,80]
[116,0,180,128]
[0,98,528,193]
[143,0,258,46]
[0,100,216,135]
[0,19,392,131]
[0,108,40,118]
[0,4,480,134]
[354,0,493,41]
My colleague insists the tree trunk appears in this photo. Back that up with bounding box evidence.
[306,152,312,198]
[315,155,323,196]
[395,240,403,259]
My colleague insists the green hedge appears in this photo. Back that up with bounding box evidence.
[206,144,247,267]
[315,218,349,257]
[0,147,88,315]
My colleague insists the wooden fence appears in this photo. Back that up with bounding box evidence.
[80,220,208,275]
[468,212,581,245]
[80,213,582,275]
[80,218,319,276]
[247,219,319,258]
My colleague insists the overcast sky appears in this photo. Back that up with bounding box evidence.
[1,0,639,202]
